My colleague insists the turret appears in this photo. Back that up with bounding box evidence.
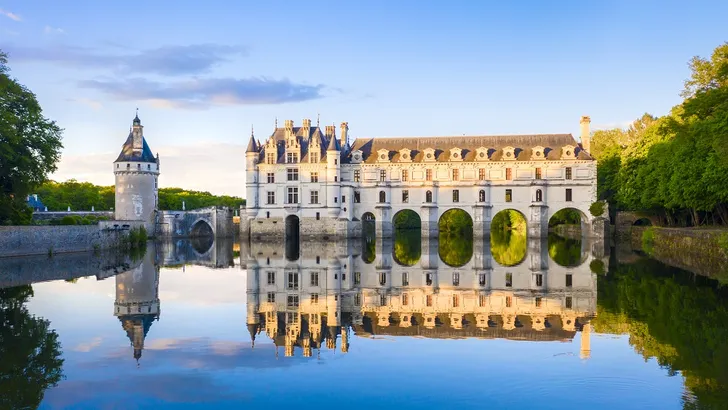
[246,127,259,212]
[580,116,591,153]
[326,129,341,217]
[246,254,260,348]
[114,112,160,233]
[340,122,349,150]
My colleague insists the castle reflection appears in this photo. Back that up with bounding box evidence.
[242,235,606,359]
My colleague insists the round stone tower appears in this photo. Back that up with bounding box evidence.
[114,113,160,233]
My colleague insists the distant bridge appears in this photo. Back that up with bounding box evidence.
[157,206,234,238]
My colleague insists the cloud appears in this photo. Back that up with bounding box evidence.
[65,97,103,110]
[44,25,65,35]
[78,77,325,109]
[73,337,103,352]
[5,43,247,76]
[0,8,21,21]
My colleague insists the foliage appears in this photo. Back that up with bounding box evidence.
[589,259,606,275]
[591,42,728,227]
[393,210,421,229]
[438,231,473,267]
[548,208,581,227]
[593,257,728,408]
[0,285,64,408]
[718,233,728,256]
[491,210,527,266]
[393,229,421,266]
[34,180,245,212]
[0,51,64,225]
[491,209,526,232]
[439,209,473,234]
[589,202,606,218]
[547,234,583,267]
[128,226,148,249]
[641,227,655,255]
[60,215,76,225]
[362,224,376,264]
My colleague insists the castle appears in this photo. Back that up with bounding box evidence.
[242,117,598,239]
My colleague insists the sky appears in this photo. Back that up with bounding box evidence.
[2,0,727,197]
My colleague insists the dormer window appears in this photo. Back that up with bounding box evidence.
[502,146,516,161]
[476,147,489,161]
[423,148,436,162]
[449,147,463,162]
[350,150,363,163]
[531,146,546,160]
[377,149,390,163]
[561,145,576,160]
[399,148,412,162]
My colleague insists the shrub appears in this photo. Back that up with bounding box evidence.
[589,202,606,217]
[60,215,76,225]
[642,227,656,255]
[590,259,606,275]
[718,233,728,256]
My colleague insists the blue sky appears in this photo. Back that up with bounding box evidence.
[2,0,727,196]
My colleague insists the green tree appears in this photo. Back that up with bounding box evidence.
[0,51,63,224]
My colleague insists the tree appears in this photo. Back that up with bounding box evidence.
[0,51,63,224]
[681,42,728,98]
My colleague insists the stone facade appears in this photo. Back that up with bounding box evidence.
[243,117,599,239]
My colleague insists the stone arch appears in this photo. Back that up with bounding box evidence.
[490,208,527,267]
[392,209,421,266]
[438,208,473,267]
[284,215,300,261]
[633,218,652,226]
[285,215,300,239]
[190,236,214,256]
[189,218,214,237]
[548,207,589,236]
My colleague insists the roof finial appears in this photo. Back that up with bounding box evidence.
[251,124,254,137]
[275,117,278,128]
[317,113,320,127]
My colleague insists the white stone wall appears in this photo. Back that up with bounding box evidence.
[114,165,159,233]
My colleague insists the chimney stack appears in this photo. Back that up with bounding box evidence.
[340,122,349,149]
[284,120,294,139]
[302,118,311,136]
[324,125,335,138]
[580,116,591,153]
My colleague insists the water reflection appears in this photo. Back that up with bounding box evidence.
[548,233,588,267]
[393,229,421,266]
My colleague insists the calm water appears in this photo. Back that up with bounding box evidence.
[1,233,727,409]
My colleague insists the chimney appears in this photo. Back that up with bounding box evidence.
[302,118,311,136]
[324,125,335,138]
[340,122,349,149]
[284,119,294,139]
[580,116,591,153]
[132,122,144,153]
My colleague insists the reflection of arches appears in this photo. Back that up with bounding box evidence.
[190,235,214,255]
[190,219,214,237]
[425,191,433,203]
[285,216,300,261]
[548,208,588,237]
[438,209,473,267]
[438,208,473,233]
[547,233,587,267]
[362,212,376,221]
[491,209,527,267]
[392,209,421,230]
[393,229,421,266]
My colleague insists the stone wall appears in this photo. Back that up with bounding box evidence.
[631,227,728,280]
[0,221,144,258]
[32,211,114,222]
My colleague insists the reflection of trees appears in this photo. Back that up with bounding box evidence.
[439,231,473,267]
[393,210,421,229]
[491,211,526,266]
[0,285,64,409]
[593,259,728,408]
[362,223,376,264]
[393,229,421,266]
[547,233,583,267]
[439,209,472,234]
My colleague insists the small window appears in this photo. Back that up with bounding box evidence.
[287,168,299,181]
[334,159,338,165]
[453,190,459,203]
[267,173,275,183]
[267,292,276,303]
[426,273,433,286]
[536,274,543,287]
[566,188,573,202]
[565,296,573,309]
[267,271,275,285]
[426,169,433,181]
[479,168,486,181]
[452,295,459,308]
[535,168,542,179]
[380,170,386,182]
[566,274,573,287]
[354,191,361,203]
[401,170,408,182]
[452,169,459,181]
[506,168,512,180]
[310,172,318,183]
[311,293,319,304]
[137,164,141,169]
[425,190,433,203]
[535,297,542,308]
[452,273,460,286]
[354,170,361,182]
[147,164,150,170]
[505,273,512,287]
[402,272,409,286]
[479,190,485,202]
[310,272,319,286]
[565,167,572,180]
[505,189,512,202]
[505,296,512,308]
[334,197,338,203]
[402,190,409,203]
[479,273,486,286]
[316,212,320,220]
[266,211,270,218]
[127,163,130,169]
[426,294,433,307]
[536,189,543,202]
[379,191,386,203]
[402,293,409,306]
[334,176,338,182]
[316,256,320,264]
[379,272,387,286]
[354,272,361,285]
[310,190,319,204]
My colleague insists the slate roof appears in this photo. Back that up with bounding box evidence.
[115,131,157,163]
[347,134,592,163]
[259,126,339,163]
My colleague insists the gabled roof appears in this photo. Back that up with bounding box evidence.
[347,134,592,163]
[114,131,157,163]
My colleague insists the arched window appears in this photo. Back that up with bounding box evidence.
[379,191,386,203]
[478,190,485,202]
[536,189,543,202]
[425,190,433,203]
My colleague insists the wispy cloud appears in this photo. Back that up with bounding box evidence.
[44,25,65,35]
[78,77,325,109]
[0,8,21,21]
[73,337,103,352]
[5,43,247,76]
[65,97,103,110]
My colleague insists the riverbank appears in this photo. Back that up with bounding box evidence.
[631,226,728,282]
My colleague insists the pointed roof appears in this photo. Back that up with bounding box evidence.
[327,135,340,151]
[246,136,257,153]
[114,131,157,163]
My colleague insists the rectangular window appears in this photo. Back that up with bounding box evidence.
[287,294,299,309]
[310,190,319,204]
[426,273,433,286]
[453,190,459,203]
[506,296,512,308]
[426,169,433,181]
[379,272,386,286]
[267,292,275,303]
[380,294,387,307]
[354,170,361,182]
[267,271,275,285]
[287,187,299,204]
[334,197,338,203]
[287,272,299,290]
[566,188,573,202]
[342,195,346,203]
[479,294,486,307]
[286,152,298,164]
[479,273,486,286]
[310,172,319,183]
[505,189,512,202]
[452,273,460,286]
[402,272,409,286]
[316,212,320,220]
[506,168,512,180]
[402,293,409,306]
[505,273,513,287]
[536,274,543,287]
[354,293,361,306]
[453,295,460,308]
[452,169,459,181]
[267,172,275,183]
[310,272,319,287]
[266,153,276,164]
[565,167,572,180]
[310,152,319,163]
[266,192,275,205]
[380,170,386,182]
[479,168,486,181]
[354,272,361,285]
[426,295,433,307]
[354,191,361,203]
[566,274,573,287]
[566,296,573,309]
[535,168,542,180]
[310,293,319,304]
[287,168,299,181]
[535,297,542,308]
[401,170,408,182]
[402,190,409,203]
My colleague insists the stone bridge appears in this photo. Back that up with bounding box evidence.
[157,206,234,238]
[615,211,659,238]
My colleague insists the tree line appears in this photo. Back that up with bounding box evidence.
[35,180,245,212]
[592,42,728,226]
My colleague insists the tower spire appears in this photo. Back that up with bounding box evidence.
[317,113,320,127]
[275,117,278,129]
